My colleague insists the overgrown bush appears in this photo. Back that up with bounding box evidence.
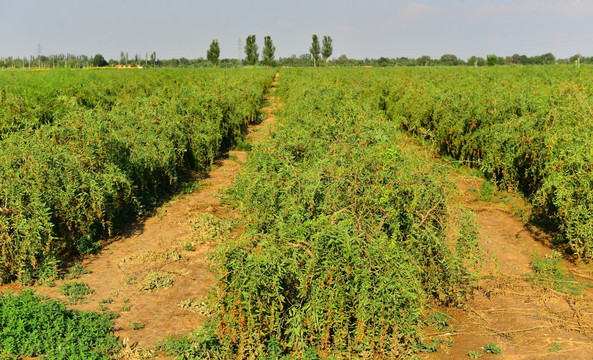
[171,69,480,358]
[382,66,593,259]
[0,69,274,283]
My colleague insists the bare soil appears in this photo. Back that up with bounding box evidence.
[2,73,280,359]
[420,169,593,359]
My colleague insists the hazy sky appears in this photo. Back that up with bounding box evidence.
[1,0,593,61]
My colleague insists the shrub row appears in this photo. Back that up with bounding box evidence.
[381,66,593,258]
[0,69,274,283]
[187,69,481,359]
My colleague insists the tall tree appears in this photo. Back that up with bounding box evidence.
[310,34,320,67]
[321,36,333,67]
[244,35,259,66]
[207,39,220,67]
[261,36,276,67]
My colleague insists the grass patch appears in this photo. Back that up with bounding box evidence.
[129,321,146,330]
[235,139,253,151]
[178,180,202,195]
[64,261,92,280]
[427,311,453,331]
[119,298,131,312]
[182,241,195,251]
[548,342,562,352]
[529,251,591,295]
[57,282,94,304]
[478,180,496,202]
[154,325,223,360]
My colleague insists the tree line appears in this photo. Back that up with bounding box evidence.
[1,40,592,69]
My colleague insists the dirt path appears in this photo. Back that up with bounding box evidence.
[421,169,593,359]
[15,73,281,358]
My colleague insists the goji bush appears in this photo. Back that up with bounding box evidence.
[191,69,481,359]
[381,66,593,259]
[0,68,274,283]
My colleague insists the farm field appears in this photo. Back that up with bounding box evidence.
[1,67,593,359]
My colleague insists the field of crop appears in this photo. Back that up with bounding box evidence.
[1,66,592,359]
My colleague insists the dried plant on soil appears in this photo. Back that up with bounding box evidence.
[189,213,231,244]
[178,297,210,315]
[137,272,174,293]
[119,248,182,266]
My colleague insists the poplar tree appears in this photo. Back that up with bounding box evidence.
[244,35,259,66]
[207,39,220,67]
[262,36,276,67]
[322,36,333,67]
[310,34,320,67]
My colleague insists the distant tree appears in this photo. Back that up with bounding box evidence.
[310,34,321,67]
[467,56,485,66]
[321,36,333,67]
[377,57,390,67]
[244,35,259,65]
[486,54,497,66]
[207,39,220,67]
[540,52,555,65]
[417,55,431,66]
[261,36,276,66]
[179,57,190,67]
[439,54,460,66]
[335,54,349,66]
[509,53,529,65]
[570,53,583,67]
[150,52,157,66]
[119,51,125,64]
[92,54,108,67]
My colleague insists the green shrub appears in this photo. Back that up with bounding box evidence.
[482,342,502,354]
